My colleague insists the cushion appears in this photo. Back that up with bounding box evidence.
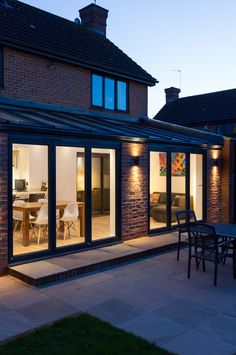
[172,195,180,207]
[178,196,186,208]
[150,193,160,204]
[172,195,186,208]
[159,193,167,204]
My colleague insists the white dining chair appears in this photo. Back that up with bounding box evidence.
[38,198,48,204]
[59,203,80,240]
[13,200,25,236]
[31,204,48,245]
[38,198,61,220]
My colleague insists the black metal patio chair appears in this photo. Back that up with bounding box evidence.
[187,222,236,286]
[176,210,197,261]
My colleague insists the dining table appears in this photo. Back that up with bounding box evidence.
[211,223,236,273]
[13,201,85,247]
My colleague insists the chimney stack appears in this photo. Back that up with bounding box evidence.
[79,3,109,37]
[165,87,180,104]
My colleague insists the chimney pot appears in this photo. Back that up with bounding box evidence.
[165,87,180,104]
[79,3,109,37]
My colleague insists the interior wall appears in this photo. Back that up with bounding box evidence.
[92,158,101,189]
[28,146,48,190]
[56,146,84,201]
[190,154,203,219]
[110,149,116,235]
[150,152,166,193]
[171,177,186,194]
[13,144,47,190]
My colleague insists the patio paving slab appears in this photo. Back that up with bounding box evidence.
[163,328,236,355]
[17,298,79,326]
[0,248,236,354]
[87,298,143,326]
[121,312,188,344]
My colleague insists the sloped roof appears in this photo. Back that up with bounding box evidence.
[155,88,236,125]
[0,0,157,85]
[0,98,223,148]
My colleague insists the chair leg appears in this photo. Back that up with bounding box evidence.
[233,241,236,279]
[177,231,181,261]
[72,222,80,238]
[37,227,41,246]
[64,223,67,240]
[214,261,218,287]
[188,245,191,279]
[202,259,206,272]
[13,220,19,233]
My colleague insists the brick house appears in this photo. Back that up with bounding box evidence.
[0,0,225,275]
[155,87,236,224]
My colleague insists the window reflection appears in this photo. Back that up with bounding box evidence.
[105,78,115,110]
[92,74,103,107]
[117,81,127,111]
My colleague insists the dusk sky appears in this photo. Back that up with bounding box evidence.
[21,0,236,117]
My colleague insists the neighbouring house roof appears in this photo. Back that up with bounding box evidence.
[155,88,236,126]
[0,0,157,86]
[0,98,223,148]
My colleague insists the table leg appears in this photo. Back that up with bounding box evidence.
[22,210,30,247]
[233,240,236,279]
[59,208,65,235]
[80,205,85,239]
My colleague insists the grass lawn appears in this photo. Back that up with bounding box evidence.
[0,313,172,355]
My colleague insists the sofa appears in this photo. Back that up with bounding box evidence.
[150,192,193,223]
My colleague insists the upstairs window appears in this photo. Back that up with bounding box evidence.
[92,74,128,112]
[0,48,3,87]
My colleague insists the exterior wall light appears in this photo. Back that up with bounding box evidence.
[213,158,219,167]
[132,156,140,166]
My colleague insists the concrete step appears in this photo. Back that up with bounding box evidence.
[9,233,180,286]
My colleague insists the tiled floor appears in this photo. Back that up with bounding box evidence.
[1,246,236,355]
[13,215,111,255]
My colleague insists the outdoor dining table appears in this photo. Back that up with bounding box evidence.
[13,201,85,247]
[211,223,236,266]
[211,223,236,241]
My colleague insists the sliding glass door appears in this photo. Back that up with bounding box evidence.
[10,139,119,262]
[149,150,204,232]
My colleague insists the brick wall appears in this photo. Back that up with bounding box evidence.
[206,149,222,223]
[0,133,8,274]
[221,138,235,223]
[121,143,149,240]
[1,47,148,118]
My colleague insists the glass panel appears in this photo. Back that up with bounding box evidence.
[104,78,115,110]
[190,154,203,220]
[56,146,85,248]
[171,152,186,225]
[12,144,49,255]
[149,152,167,229]
[92,148,116,240]
[92,74,103,107]
[117,81,127,111]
